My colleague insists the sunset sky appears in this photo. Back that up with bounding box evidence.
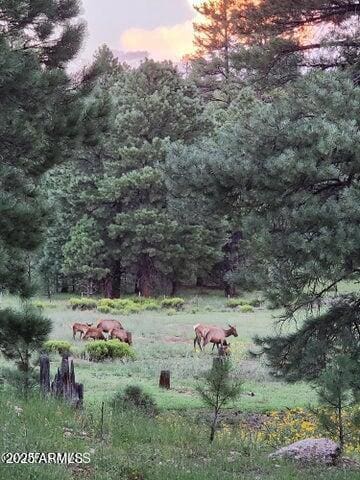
[79,0,202,64]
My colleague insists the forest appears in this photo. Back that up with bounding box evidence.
[1,1,360,479]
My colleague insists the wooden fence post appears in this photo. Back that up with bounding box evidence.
[159,370,171,389]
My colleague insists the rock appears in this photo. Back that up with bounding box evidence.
[269,438,341,465]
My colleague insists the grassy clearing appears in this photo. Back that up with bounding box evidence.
[0,291,314,411]
[1,291,359,479]
[0,391,358,480]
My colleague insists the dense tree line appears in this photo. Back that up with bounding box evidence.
[1,0,360,409]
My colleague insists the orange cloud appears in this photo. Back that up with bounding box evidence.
[121,20,196,62]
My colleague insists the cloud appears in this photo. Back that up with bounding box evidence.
[121,20,196,62]
[112,49,149,66]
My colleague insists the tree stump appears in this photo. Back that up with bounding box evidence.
[159,370,171,389]
[40,354,50,394]
[40,354,84,408]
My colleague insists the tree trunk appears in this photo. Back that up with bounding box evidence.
[137,257,153,297]
[111,261,122,298]
[171,279,178,296]
[210,410,219,443]
[196,276,204,287]
[104,276,113,299]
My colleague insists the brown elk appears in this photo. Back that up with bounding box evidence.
[193,324,214,351]
[109,328,132,346]
[203,325,238,351]
[96,319,123,334]
[218,341,231,357]
[83,327,106,341]
[72,323,92,340]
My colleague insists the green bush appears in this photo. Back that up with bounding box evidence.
[142,301,159,311]
[97,298,116,309]
[69,297,97,310]
[43,340,73,355]
[123,304,142,315]
[240,304,254,313]
[112,385,158,416]
[226,298,247,308]
[86,340,135,362]
[96,297,161,314]
[249,298,262,308]
[97,305,112,314]
[32,301,57,310]
[161,297,185,310]
[166,308,177,316]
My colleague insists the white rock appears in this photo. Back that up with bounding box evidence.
[269,438,341,465]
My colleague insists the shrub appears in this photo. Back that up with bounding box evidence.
[249,298,262,308]
[32,301,56,310]
[85,341,108,361]
[123,304,142,315]
[167,308,177,316]
[69,298,97,310]
[240,304,254,313]
[226,298,247,308]
[96,297,161,314]
[97,305,112,314]
[86,340,135,362]
[161,297,185,310]
[142,301,159,311]
[112,385,158,416]
[43,340,72,355]
[97,298,116,309]
[0,306,52,393]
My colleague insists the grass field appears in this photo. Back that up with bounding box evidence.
[1,291,359,480]
[0,291,315,411]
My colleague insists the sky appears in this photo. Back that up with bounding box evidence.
[78,0,201,65]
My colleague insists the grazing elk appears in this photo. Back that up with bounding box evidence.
[203,324,238,351]
[109,328,133,346]
[218,341,231,357]
[83,327,106,341]
[72,322,92,340]
[96,319,123,335]
[193,324,214,351]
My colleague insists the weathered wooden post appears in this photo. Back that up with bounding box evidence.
[39,354,50,394]
[159,370,171,389]
[50,354,84,408]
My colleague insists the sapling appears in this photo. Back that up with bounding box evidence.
[314,355,360,451]
[196,359,242,442]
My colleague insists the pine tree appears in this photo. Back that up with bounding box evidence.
[0,0,105,295]
[191,0,247,101]
[44,58,225,297]
[241,0,360,83]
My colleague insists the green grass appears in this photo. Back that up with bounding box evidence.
[0,292,313,411]
[1,291,359,479]
[0,390,358,480]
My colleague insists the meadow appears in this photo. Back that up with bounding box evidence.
[1,291,359,480]
[0,290,315,411]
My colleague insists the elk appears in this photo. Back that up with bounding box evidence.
[96,319,123,334]
[72,323,92,340]
[83,327,106,341]
[218,341,231,357]
[203,325,238,351]
[109,328,132,346]
[193,324,213,351]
